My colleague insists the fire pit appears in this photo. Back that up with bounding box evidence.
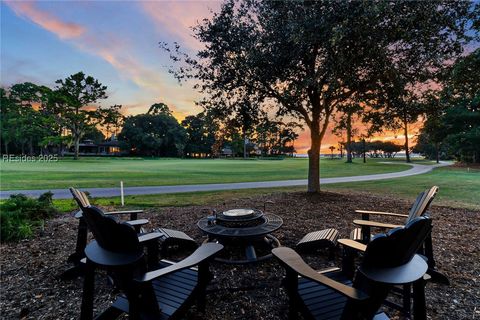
[197,208,283,264]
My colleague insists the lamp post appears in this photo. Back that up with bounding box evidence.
[329,146,336,159]
[362,138,366,163]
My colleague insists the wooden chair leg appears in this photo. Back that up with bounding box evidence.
[197,262,213,312]
[361,225,370,244]
[283,269,299,320]
[288,304,297,320]
[80,259,95,320]
[413,278,427,320]
[424,234,435,269]
[70,217,88,263]
[146,241,159,270]
[424,232,450,285]
[402,284,411,317]
[341,247,356,280]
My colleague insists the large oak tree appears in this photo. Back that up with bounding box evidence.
[165,0,473,192]
[54,72,108,159]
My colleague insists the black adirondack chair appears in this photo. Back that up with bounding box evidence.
[350,186,447,283]
[273,216,433,320]
[348,186,448,316]
[79,205,223,320]
[63,188,198,280]
[62,187,150,279]
[351,186,438,243]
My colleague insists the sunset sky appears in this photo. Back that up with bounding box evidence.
[1,1,421,153]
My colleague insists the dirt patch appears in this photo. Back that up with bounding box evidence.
[1,191,479,319]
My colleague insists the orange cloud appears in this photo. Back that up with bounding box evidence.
[5,1,199,119]
[140,1,221,51]
[5,1,85,39]
[85,47,201,118]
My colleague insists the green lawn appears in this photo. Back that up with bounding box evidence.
[51,187,306,212]
[0,157,410,190]
[324,166,480,210]
[49,166,480,212]
[4,157,476,211]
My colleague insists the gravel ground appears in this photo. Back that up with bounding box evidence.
[1,191,479,319]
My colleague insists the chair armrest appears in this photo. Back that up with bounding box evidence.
[104,209,144,215]
[272,247,368,301]
[353,219,402,229]
[355,210,408,218]
[75,209,144,219]
[138,232,163,244]
[74,210,83,219]
[125,219,149,227]
[338,239,366,252]
[135,243,223,283]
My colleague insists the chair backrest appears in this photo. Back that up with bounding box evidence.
[69,187,91,210]
[81,205,140,253]
[406,186,439,222]
[344,216,432,319]
[362,216,432,268]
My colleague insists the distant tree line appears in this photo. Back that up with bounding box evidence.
[340,140,402,159]
[119,105,300,158]
[0,73,122,159]
[1,73,301,159]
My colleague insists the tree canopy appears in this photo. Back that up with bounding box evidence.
[119,104,187,157]
[181,112,217,157]
[164,0,474,192]
[53,72,108,159]
[417,49,480,163]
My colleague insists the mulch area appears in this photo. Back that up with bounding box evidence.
[1,191,479,319]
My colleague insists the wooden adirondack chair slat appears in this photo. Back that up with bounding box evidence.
[273,217,433,320]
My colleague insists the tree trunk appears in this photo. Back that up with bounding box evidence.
[362,139,366,163]
[58,128,64,157]
[74,136,80,160]
[435,142,440,164]
[243,129,247,159]
[4,141,8,155]
[403,120,411,163]
[346,113,352,163]
[29,138,34,155]
[307,127,321,193]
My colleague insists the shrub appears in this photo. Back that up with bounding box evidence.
[0,192,58,242]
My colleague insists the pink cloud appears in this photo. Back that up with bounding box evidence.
[5,1,85,39]
[140,1,221,50]
[4,1,199,118]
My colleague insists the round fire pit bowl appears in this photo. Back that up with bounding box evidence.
[197,209,283,264]
[216,208,264,223]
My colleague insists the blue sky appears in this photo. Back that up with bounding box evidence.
[2,1,477,153]
[1,0,221,118]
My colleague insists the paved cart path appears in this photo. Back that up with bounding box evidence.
[0,162,451,199]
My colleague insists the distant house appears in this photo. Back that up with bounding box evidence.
[221,147,234,157]
[97,140,121,155]
[65,137,122,156]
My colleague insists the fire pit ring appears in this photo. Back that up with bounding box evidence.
[216,208,264,222]
[197,209,283,264]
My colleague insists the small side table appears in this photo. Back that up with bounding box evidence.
[359,254,428,320]
[80,241,144,320]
